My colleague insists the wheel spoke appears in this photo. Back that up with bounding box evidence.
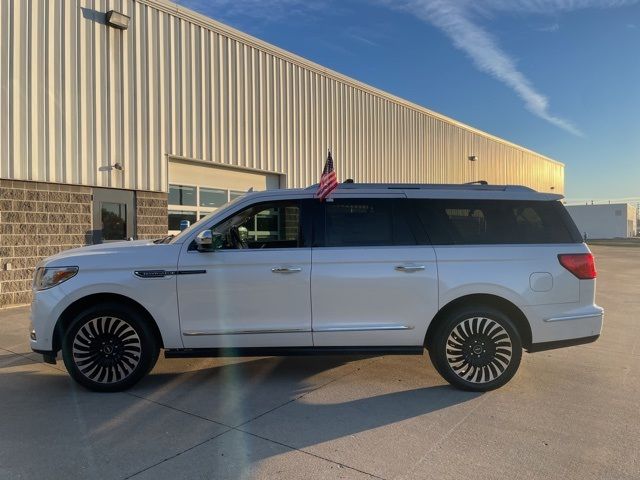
[109,318,121,335]
[87,321,100,340]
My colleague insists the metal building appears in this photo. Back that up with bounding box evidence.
[566,204,638,240]
[0,0,564,306]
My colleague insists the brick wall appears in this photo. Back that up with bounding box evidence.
[0,180,92,307]
[1,180,169,308]
[136,191,168,239]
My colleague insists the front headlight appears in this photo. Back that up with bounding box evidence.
[33,266,79,291]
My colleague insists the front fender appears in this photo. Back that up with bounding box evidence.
[31,273,182,351]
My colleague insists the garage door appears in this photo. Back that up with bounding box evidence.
[167,158,282,233]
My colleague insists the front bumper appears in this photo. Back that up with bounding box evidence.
[29,285,69,353]
[32,349,58,365]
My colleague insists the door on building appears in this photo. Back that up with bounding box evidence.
[92,188,135,243]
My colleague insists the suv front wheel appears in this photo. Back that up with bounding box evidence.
[61,303,160,392]
[429,306,522,391]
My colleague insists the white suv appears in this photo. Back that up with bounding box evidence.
[30,183,603,392]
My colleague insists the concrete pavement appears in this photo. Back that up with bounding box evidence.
[1,245,639,479]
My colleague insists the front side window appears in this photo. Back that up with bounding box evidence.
[322,199,415,247]
[213,201,301,249]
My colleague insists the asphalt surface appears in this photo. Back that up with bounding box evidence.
[1,245,638,479]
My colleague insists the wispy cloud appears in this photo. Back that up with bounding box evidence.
[386,1,587,135]
[470,0,639,15]
[347,32,379,46]
[537,22,561,32]
[177,0,326,22]
[385,0,640,135]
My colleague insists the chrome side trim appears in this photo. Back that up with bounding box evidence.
[183,328,310,336]
[313,324,414,332]
[135,269,206,278]
[544,312,603,323]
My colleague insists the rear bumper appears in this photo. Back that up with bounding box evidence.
[527,334,600,353]
[525,305,604,345]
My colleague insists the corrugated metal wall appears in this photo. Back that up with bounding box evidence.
[0,0,564,193]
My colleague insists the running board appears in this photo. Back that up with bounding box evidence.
[164,346,424,358]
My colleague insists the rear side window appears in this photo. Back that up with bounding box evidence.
[322,199,416,247]
[413,199,581,245]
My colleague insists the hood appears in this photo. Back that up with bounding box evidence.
[40,239,162,267]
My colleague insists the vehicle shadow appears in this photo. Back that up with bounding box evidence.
[129,354,481,465]
[0,353,481,479]
[0,352,42,368]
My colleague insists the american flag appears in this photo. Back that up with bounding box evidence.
[316,150,339,200]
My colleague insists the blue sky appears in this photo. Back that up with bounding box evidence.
[176,0,640,203]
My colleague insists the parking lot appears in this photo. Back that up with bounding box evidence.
[1,245,638,480]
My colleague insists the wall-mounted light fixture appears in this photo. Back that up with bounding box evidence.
[98,162,123,172]
[106,10,130,30]
[468,155,478,162]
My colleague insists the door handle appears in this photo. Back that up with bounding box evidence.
[271,266,303,274]
[395,265,426,272]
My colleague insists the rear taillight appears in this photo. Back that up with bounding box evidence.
[558,253,597,279]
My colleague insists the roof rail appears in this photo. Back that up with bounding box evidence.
[305,182,536,192]
[464,180,488,185]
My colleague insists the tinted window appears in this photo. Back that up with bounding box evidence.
[413,199,580,245]
[323,199,415,247]
[214,201,301,249]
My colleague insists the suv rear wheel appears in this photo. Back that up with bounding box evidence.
[61,303,160,392]
[429,306,522,391]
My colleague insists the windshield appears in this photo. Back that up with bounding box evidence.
[168,193,247,243]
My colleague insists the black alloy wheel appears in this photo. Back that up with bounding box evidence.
[62,303,159,392]
[429,306,522,391]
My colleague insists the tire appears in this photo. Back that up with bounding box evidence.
[61,303,160,392]
[428,306,522,392]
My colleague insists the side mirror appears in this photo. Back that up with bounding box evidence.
[195,230,223,251]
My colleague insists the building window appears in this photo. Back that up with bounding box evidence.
[230,190,245,201]
[168,210,198,231]
[199,187,228,208]
[101,202,127,241]
[169,185,197,206]
[168,184,247,233]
